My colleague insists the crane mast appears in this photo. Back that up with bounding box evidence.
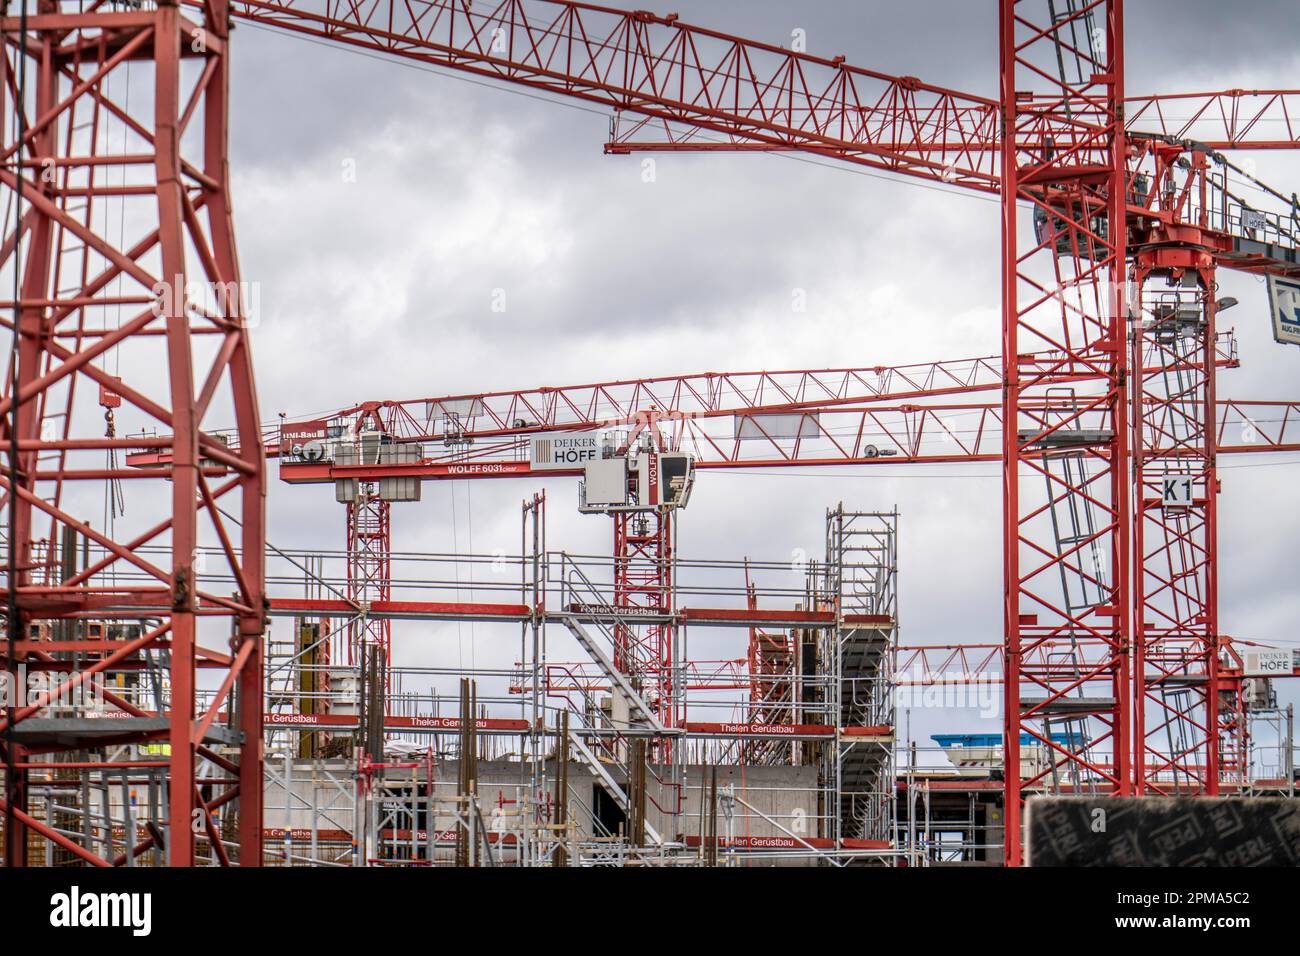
[1,0,265,868]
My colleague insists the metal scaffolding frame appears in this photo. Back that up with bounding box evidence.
[819,507,899,851]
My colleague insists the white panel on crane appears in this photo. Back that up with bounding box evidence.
[425,397,485,420]
[582,458,628,507]
[734,412,819,440]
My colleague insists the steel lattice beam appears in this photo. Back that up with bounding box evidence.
[998,0,1132,866]
[1128,141,1224,798]
[344,490,392,675]
[218,0,1002,191]
[1,1,265,867]
[276,391,1293,482]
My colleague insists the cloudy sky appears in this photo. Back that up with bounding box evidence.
[201,1,1300,754]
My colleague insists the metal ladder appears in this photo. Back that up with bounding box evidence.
[1036,387,1106,793]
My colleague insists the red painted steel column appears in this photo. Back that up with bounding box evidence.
[201,0,268,861]
[1112,4,1135,808]
[156,0,199,867]
[997,0,1022,867]
[3,12,56,866]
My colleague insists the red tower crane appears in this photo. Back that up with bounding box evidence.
[276,353,1038,735]
[274,338,1296,776]
[4,0,1300,866]
[0,0,265,867]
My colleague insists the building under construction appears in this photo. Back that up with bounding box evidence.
[2,0,1300,870]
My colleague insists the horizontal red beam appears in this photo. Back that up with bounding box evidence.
[267,714,892,739]
[227,0,1001,191]
[684,835,834,849]
[266,827,518,846]
[265,712,528,732]
[269,598,531,621]
[842,725,895,738]
[680,608,892,628]
[277,460,544,482]
[682,835,889,851]
[683,721,833,738]
[270,598,892,630]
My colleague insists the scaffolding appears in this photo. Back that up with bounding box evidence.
[250,498,907,865]
[814,506,899,851]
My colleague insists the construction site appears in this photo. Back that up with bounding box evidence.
[2,0,1299,873]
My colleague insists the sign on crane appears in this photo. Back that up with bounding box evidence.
[1267,274,1300,345]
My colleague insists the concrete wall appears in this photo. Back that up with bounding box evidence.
[264,757,823,861]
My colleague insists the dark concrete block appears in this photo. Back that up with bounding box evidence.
[1025,796,1300,866]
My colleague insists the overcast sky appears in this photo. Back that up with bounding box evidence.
[204,1,1300,754]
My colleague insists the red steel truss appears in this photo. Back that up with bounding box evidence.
[1124,90,1300,149]
[611,88,1300,154]
[292,339,1290,811]
[1127,141,1226,797]
[268,340,1241,479]
[345,491,392,674]
[221,1,1300,180]
[161,1,1299,848]
[610,510,676,730]
[1,1,265,866]
[279,385,1289,485]
[997,0,1131,866]
[330,353,1009,442]
[220,0,1003,191]
[1132,265,1221,795]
